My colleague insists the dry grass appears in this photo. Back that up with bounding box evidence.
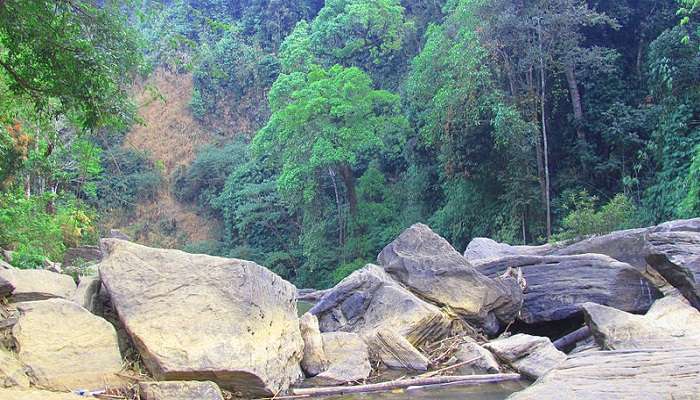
[103,68,218,248]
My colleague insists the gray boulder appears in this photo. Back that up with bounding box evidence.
[552,228,650,270]
[62,246,102,267]
[583,295,700,350]
[313,332,371,385]
[99,239,304,397]
[139,381,224,400]
[70,275,102,314]
[454,340,501,374]
[0,269,75,302]
[377,224,523,331]
[367,329,429,371]
[477,254,660,324]
[645,231,700,309]
[310,264,455,348]
[484,334,566,380]
[508,347,700,400]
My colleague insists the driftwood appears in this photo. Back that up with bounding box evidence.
[291,373,522,397]
[553,326,591,351]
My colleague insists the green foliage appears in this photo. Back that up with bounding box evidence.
[95,148,162,212]
[0,0,141,130]
[555,191,637,241]
[0,191,97,268]
[173,138,249,213]
[254,64,406,205]
[679,144,700,217]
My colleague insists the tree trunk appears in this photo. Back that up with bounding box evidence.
[538,23,552,240]
[565,64,585,142]
[339,164,358,217]
[328,168,344,246]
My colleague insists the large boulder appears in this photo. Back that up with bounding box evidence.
[508,347,700,400]
[139,381,224,400]
[484,334,566,380]
[0,388,85,399]
[98,239,304,397]
[651,217,700,233]
[0,269,75,302]
[310,264,455,347]
[12,298,123,391]
[0,348,29,389]
[313,332,371,385]
[464,238,554,263]
[582,296,700,350]
[645,231,700,309]
[299,313,328,377]
[477,254,660,324]
[377,224,523,331]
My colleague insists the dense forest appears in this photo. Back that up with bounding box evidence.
[1,0,699,288]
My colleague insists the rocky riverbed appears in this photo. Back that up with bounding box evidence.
[0,219,699,399]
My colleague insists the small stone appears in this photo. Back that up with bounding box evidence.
[454,340,501,374]
[485,334,566,379]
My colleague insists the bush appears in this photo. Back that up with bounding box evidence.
[0,191,97,268]
[95,148,162,212]
[555,191,638,241]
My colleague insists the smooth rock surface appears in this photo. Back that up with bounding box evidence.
[299,313,328,377]
[0,269,75,302]
[583,296,700,350]
[367,329,429,371]
[477,254,660,323]
[508,347,700,400]
[70,275,101,314]
[377,224,523,330]
[12,299,123,391]
[99,239,304,397]
[311,264,454,347]
[464,238,554,263]
[0,348,29,388]
[314,332,371,385]
[0,388,85,399]
[139,381,224,400]
[485,334,566,380]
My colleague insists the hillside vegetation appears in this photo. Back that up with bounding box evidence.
[0,0,699,288]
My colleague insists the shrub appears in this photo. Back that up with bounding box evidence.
[555,191,638,241]
[95,148,162,212]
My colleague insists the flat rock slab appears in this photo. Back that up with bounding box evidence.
[0,389,85,399]
[485,334,566,380]
[311,264,454,347]
[508,347,700,400]
[12,299,123,391]
[378,224,522,331]
[0,348,29,389]
[552,228,650,269]
[583,296,700,350]
[313,332,371,385]
[99,239,304,397]
[0,269,75,302]
[139,381,224,400]
[477,254,660,324]
[464,238,555,263]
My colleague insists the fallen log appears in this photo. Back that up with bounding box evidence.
[553,326,591,351]
[291,373,522,397]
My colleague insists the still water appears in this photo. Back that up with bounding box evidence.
[296,301,528,400]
